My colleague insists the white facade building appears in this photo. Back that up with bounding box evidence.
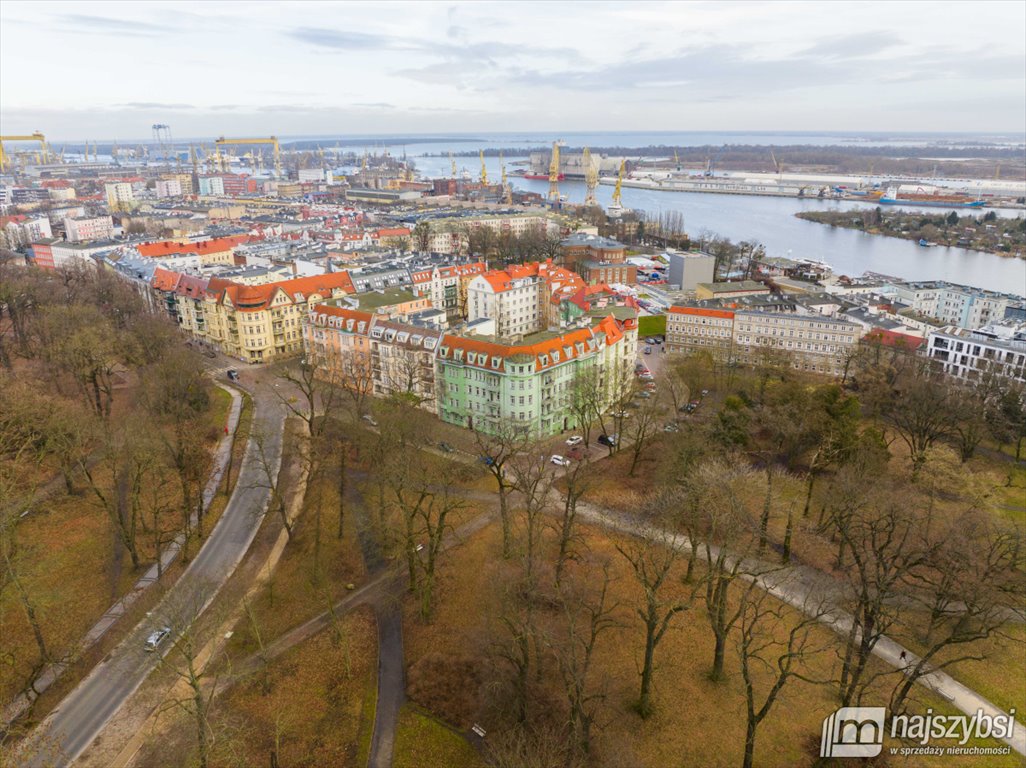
[105,182,134,210]
[155,178,183,198]
[65,215,114,243]
[467,271,546,339]
[926,324,1026,384]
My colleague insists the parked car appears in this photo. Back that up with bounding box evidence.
[680,402,698,414]
[598,433,618,447]
[361,414,379,427]
[144,626,172,652]
[611,410,631,419]
[701,389,709,397]
[644,346,653,355]
[478,455,495,466]
[663,423,681,433]
[438,441,455,453]
[226,368,239,381]
[635,362,646,372]
[204,350,217,359]
[639,373,654,381]
[637,391,652,399]
[550,455,571,467]
[655,335,665,344]
[565,435,584,447]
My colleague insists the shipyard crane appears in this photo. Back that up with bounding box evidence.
[500,151,512,204]
[449,151,457,179]
[674,149,681,172]
[215,136,282,177]
[0,132,49,171]
[479,149,488,185]
[548,140,561,200]
[583,146,598,206]
[609,159,626,213]
[704,144,726,176]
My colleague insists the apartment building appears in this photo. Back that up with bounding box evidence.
[198,176,225,196]
[467,267,546,338]
[137,235,249,266]
[155,178,183,198]
[732,311,862,376]
[369,320,443,411]
[0,215,52,249]
[105,182,135,211]
[436,313,636,436]
[666,306,736,357]
[667,305,862,375]
[65,215,114,242]
[409,262,487,321]
[881,281,1021,329]
[926,324,1026,384]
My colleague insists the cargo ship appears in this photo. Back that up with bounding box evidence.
[879,187,985,208]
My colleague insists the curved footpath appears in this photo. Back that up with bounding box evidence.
[13,387,286,768]
[2,383,243,731]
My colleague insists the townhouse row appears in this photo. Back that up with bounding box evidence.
[304,302,638,437]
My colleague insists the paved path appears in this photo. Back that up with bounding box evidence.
[12,388,286,768]
[1,383,244,730]
[574,500,1026,757]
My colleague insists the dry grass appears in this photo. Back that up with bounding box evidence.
[393,704,485,768]
[399,516,1023,768]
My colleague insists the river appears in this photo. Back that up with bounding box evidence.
[409,154,1026,296]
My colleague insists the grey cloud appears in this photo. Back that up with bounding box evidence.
[800,31,903,59]
[60,14,170,36]
[288,27,405,50]
[352,102,397,108]
[116,102,195,109]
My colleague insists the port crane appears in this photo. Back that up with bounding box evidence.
[674,149,681,172]
[215,136,282,177]
[704,144,727,176]
[609,159,626,213]
[479,150,488,185]
[500,151,512,204]
[583,146,598,206]
[449,151,457,179]
[548,140,561,200]
[0,132,49,171]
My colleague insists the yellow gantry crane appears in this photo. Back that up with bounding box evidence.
[479,150,488,185]
[0,132,49,170]
[673,149,680,171]
[548,140,561,200]
[500,151,512,204]
[611,159,625,209]
[583,146,598,206]
[215,136,282,177]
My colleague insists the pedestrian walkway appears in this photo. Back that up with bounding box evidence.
[1,383,243,728]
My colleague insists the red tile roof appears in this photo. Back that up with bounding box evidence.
[151,267,181,292]
[137,235,250,258]
[669,306,736,320]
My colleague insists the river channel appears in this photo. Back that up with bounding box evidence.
[412,154,1026,296]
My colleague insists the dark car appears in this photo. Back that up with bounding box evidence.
[226,368,239,381]
[438,442,455,453]
[598,433,618,447]
[479,455,495,466]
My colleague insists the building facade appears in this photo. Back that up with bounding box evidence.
[65,215,114,242]
[926,324,1026,384]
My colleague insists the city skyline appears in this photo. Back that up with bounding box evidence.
[2,0,1025,140]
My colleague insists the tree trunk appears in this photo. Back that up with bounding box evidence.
[638,617,657,718]
[758,468,772,553]
[337,448,346,539]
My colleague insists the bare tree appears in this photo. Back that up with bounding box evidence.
[554,458,592,587]
[473,424,528,559]
[550,566,620,758]
[735,583,829,768]
[616,529,691,718]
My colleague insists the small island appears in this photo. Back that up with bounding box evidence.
[796,208,1026,258]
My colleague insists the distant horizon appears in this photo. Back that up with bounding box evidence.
[13,129,1026,146]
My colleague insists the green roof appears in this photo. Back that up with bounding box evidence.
[356,288,417,309]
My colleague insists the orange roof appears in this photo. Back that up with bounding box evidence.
[151,267,181,292]
[210,271,355,313]
[438,313,628,372]
[137,235,250,258]
[669,306,735,320]
[374,227,410,237]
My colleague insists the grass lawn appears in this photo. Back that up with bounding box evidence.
[393,704,485,768]
[638,314,667,336]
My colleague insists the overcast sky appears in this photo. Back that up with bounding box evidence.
[2,0,1024,141]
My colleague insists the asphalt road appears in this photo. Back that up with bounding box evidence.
[15,389,285,768]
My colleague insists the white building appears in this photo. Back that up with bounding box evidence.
[926,323,1026,384]
[298,168,333,183]
[881,281,1019,330]
[48,187,76,201]
[198,176,225,196]
[467,269,546,339]
[65,215,114,243]
[105,182,134,210]
[0,215,52,249]
[155,178,183,198]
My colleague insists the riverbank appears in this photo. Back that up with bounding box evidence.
[795,209,1026,259]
